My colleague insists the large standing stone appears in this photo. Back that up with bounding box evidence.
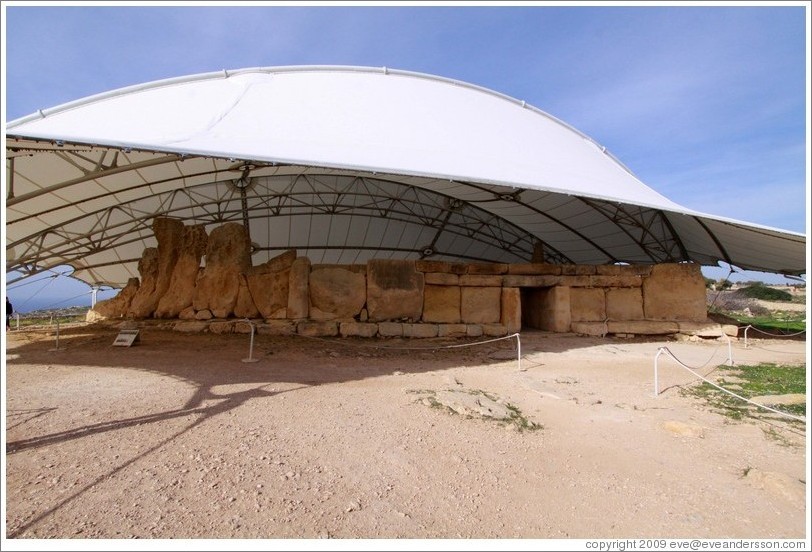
[287,257,311,320]
[643,263,707,321]
[309,266,367,319]
[193,223,252,319]
[234,274,261,318]
[245,250,296,319]
[87,277,140,321]
[154,224,208,318]
[128,218,186,318]
[501,287,521,333]
[570,288,606,322]
[460,287,501,324]
[422,285,461,323]
[366,259,424,322]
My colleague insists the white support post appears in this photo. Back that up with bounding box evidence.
[515,333,522,371]
[242,319,260,363]
[654,347,666,397]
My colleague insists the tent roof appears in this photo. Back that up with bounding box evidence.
[5,65,806,287]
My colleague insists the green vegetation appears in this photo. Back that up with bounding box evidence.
[684,363,806,423]
[743,314,806,333]
[738,283,793,302]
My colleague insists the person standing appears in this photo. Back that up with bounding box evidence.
[6,296,13,331]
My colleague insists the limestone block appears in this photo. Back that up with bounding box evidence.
[461,287,501,324]
[366,259,424,322]
[570,288,606,322]
[606,320,680,335]
[606,288,644,321]
[297,320,338,337]
[209,321,235,334]
[466,325,484,337]
[560,275,592,287]
[416,260,467,274]
[154,223,208,318]
[234,274,261,319]
[310,307,337,321]
[507,263,562,275]
[233,320,256,334]
[178,306,196,320]
[677,321,738,338]
[523,286,571,332]
[561,265,596,275]
[502,275,562,287]
[501,287,521,333]
[416,260,453,273]
[193,223,252,319]
[459,275,503,287]
[268,307,287,320]
[126,248,158,317]
[258,320,296,336]
[423,285,461,323]
[311,263,366,274]
[424,273,459,286]
[309,266,366,319]
[89,277,140,320]
[245,250,296,319]
[378,322,404,337]
[340,322,379,338]
[596,264,652,277]
[403,323,439,338]
[195,309,213,320]
[438,324,468,337]
[465,263,508,275]
[287,257,311,320]
[588,275,643,288]
[643,263,707,321]
[173,321,209,333]
[482,323,508,337]
[571,321,608,337]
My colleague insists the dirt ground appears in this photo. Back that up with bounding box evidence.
[3,323,809,542]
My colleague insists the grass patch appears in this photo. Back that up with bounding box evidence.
[683,363,806,423]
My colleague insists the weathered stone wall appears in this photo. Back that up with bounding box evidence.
[88,219,713,338]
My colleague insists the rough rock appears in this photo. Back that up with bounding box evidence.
[366,259,424,322]
[154,224,207,318]
[309,267,366,319]
[87,277,140,321]
[245,250,296,319]
[193,223,252,318]
[128,218,185,318]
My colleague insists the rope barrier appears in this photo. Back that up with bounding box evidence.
[294,332,523,370]
[742,324,806,348]
[653,346,806,423]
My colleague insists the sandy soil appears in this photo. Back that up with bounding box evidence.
[3,323,808,542]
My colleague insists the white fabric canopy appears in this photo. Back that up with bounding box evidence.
[5,66,806,287]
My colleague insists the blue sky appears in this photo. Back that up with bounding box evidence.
[2,2,809,312]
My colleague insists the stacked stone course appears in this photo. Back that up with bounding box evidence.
[88,218,731,338]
